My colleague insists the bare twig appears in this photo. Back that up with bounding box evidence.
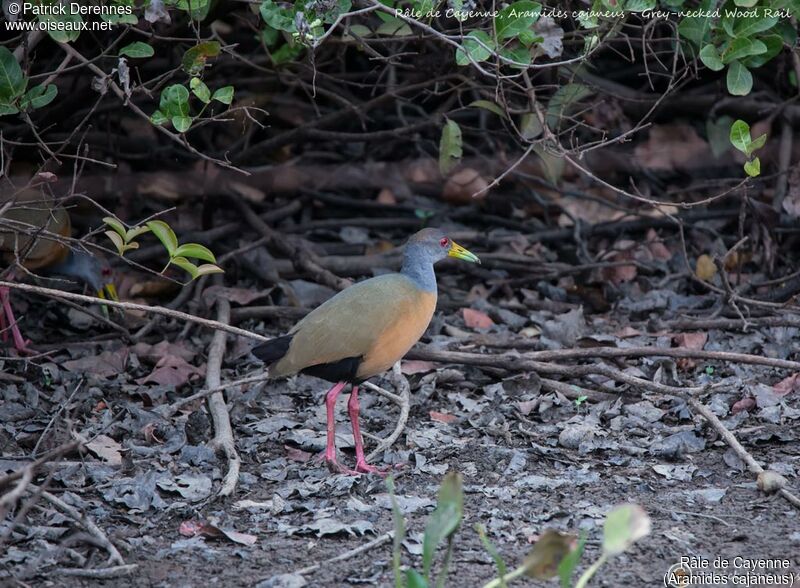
[364,362,411,462]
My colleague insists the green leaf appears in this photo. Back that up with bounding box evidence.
[624,0,655,10]
[182,41,221,75]
[172,115,192,132]
[212,86,234,105]
[468,100,506,119]
[699,44,724,71]
[342,24,373,40]
[406,569,429,588]
[0,103,19,116]
[729,119,751,153]
[558,533,586,588]
[706,115,735,157]
[173,243,217,263]
[160,84,190,117]
[546,83,593,129]
[174,0,211,19]
[0,47,26,101]
[190,78,211,103]
[103,216,128,239]
[476,524,507,580]
[260,0,298,32]
[119,42,154,58]
[748,132,767,153]
[726,61,753,96]
[678,16,711,47]
[438,119,463,175]
[602,504,651,556]
[170,256,199,279]
[194,264,225,277]
[146,220,179,256]
[104,231,126,255]
[774,20,798,45]
[722,37,767,64]
[533,145,565,184]
[125,225,151,241]
[732,10,779,37]
[733,0,758,6]
[496,1,542,40]
[522,529,577,580]
[743,34,783,68]
[20,84,57,110]
[37,1,83,43]
[422,472,463,578]
[455,31,493,66]
[520,112,543,140]
[271,43,305,65]
[499,44,531,68]
[150,109,168,126]
[744,156,760,177]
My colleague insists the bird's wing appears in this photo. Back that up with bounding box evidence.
[273,274,428,377]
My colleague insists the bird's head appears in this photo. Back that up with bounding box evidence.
[405,228,480,265]
[55,250,118,303]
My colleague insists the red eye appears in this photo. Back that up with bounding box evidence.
[439,237,449,247]
[101,267,112,277]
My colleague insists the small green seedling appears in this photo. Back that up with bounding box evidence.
[103,216,223,280]
[729,119,767,178]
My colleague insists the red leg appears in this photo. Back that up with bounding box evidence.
[348,386,390,475]
[321,381,359,474]
[0,286,31,353]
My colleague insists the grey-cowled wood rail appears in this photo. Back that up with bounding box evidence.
[0,191,117,352]
[253,228,480,474]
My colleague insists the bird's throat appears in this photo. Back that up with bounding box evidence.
[400,258,437,293]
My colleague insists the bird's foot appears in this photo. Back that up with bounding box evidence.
[353,460,396,476]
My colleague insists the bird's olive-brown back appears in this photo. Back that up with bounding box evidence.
[271,273,437,380]
[0,192,71,270]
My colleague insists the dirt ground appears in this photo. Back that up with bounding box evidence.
[2,274,800,587]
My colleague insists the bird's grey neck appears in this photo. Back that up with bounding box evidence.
[401,256,437,293]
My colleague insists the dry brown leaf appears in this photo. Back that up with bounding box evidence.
[442,168,489,205]
[85,435,123,465]
[429,411,458,424]
[62,348,129,378]
[462,308,495,329]
[401,360,437,375]
[773,373,800,396]
[634,123,709,171]
[377,188,397,204]
[695,254,717,281]
[673,332,708,351]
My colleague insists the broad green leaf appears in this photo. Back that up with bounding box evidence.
[260,0,297,32]
[733,10,779,37]
[748,132,767,154]
[150,109,168,126]
[105,231,126,255]
[726,61,753,96]
[699,44,724,71]
[496,1,542,40]
[0,103,19,116]
[103,216,127,239]
[499,44,531,68]
[182,41,221,75]
[195,264,225,277]
[173,243,217,263]
[119,42,154,58]
[533,145,565,184]
[625,0,655,10]
[744,156,760,177]
[20,84,57,110]
[602,504,651,556]
[342,24,373,40]
[422,472,463,577]
[558,533,586,588]
[190,77,211,103]
[546,83,593,129]
[174,0,211,19]
[438,119,462,175]
[101,0,138,24]
[170,256,199,279]
[126,225,151,241]
[678,16,711,47]
[722,37,767,64]
[468,100,507,119]
[0,47,25,100]
[520,112,543,140]
[774,21,798,45]
[455,30,493,66]
[37,1,83,43]
[212,86,234,105]
[476,524,507,579]
[743,34,783,68]
[706,115,735,157]
[729,119,751,153]
[733,0,758,6]
[172,115,192,132]
[271,43,304,65]
[160,84,190,117]
[522,529,576,579]
[146,220,178,256]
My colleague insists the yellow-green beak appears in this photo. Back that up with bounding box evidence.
[96,283,119,319]
[448,241,480,264]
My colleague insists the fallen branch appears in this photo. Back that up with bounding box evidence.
[54,564,138,579]
[286,531,393,579]
[206,278,241,497]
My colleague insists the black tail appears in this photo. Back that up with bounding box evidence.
[252,335,293,365]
